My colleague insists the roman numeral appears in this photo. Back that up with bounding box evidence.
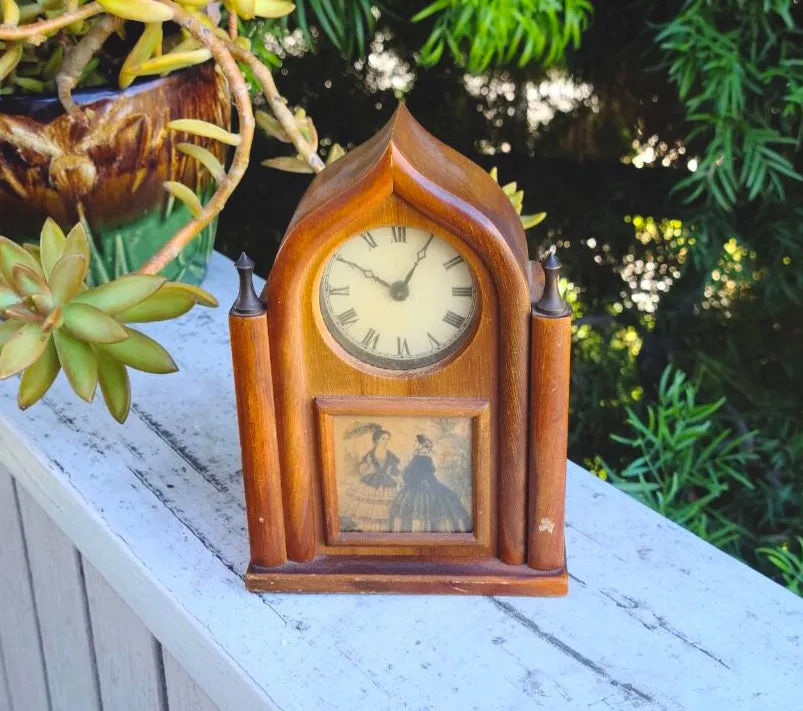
[443,255,465,270]
[452,286,473,297]
[391,226,407,243]
[361,231,378,249]
[443,310,465,329]
[360,328,380,350]
[397,337,411,357]
[327,285,350,296]
[337,308,358,326]
[427,332,441,349]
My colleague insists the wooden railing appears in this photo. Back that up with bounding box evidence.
[0,252,801,711]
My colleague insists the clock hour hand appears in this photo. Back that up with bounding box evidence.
[403,233,435,286]
[337,257,391,288]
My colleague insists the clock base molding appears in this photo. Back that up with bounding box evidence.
[245,557,568,596]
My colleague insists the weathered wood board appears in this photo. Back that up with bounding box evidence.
[163,651,219,711]
[0,251,801,711]
[16,486,102,711]
[0,467,50,711]
[0,641,11,711]
[83,561,168,711]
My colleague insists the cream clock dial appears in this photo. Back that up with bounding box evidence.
[320,225,478,369]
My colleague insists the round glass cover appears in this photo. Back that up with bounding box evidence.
[319,225,478,369]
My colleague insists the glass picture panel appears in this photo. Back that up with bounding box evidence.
[332,415,474,533]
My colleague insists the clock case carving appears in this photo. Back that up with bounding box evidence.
[229,105,571,595]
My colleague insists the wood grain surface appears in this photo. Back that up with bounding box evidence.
[229,311,287,568]
[528,313,572,571]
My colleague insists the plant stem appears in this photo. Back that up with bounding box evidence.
[139,1,255,276]
[57,15,123,114]
[0,3,103,42]
[142,1,325,273]
[228,41,325,174]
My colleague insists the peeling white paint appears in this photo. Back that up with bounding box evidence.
[539,517,556,534]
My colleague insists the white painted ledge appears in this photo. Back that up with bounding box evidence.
[1,251,801,711]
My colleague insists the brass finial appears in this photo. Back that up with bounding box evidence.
[535,249,570,317]
[232,253,263,315]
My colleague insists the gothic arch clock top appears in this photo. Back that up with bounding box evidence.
[229,105,571,596]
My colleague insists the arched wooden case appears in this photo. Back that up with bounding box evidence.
[229,106,571,595]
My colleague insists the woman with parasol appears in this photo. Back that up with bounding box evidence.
[340,423,402,532]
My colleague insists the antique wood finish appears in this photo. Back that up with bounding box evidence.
[229,311,287,568]
[268,193,503,564]
[528,259,546,303]
[231,105,570,593]
[264,106,533,573]
[246,559,568,595]
[315,396,492,556]
[528,312,572,571]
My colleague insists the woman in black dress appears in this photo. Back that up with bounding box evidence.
[389,434,471,533]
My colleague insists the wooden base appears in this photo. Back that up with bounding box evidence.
[246,557,568,596]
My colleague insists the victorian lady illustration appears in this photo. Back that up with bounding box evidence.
[358,428,401,487]
[389,434,472,533]
[341,424,402,532]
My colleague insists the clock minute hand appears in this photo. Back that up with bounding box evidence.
[337,257,391,288]
[403,234,435,285]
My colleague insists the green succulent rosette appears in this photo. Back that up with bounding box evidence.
[0,218,217,423]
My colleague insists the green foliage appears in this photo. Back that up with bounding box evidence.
[657,0,803,210]
[758,538,803,594]
[0,27,106,95]
[413,0,593,72]
[291,0,378,59]
[235,16,285,101]
[602,366,756,551]
[569,323,642,464]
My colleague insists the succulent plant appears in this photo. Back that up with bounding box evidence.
[489,167,547,231]
[0,219,217,423]
[1,0,325,277]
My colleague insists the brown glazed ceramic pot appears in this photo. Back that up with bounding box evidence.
[0,63,230,285]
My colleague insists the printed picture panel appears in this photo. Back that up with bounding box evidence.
[332,415,474,533]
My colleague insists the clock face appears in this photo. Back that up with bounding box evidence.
[320,225,479,369]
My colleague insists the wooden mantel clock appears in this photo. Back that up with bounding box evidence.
[229,105,571,596]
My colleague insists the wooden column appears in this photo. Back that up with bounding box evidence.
[229,255,287,569]
[497,311,530,566]
[528,253,571,571]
